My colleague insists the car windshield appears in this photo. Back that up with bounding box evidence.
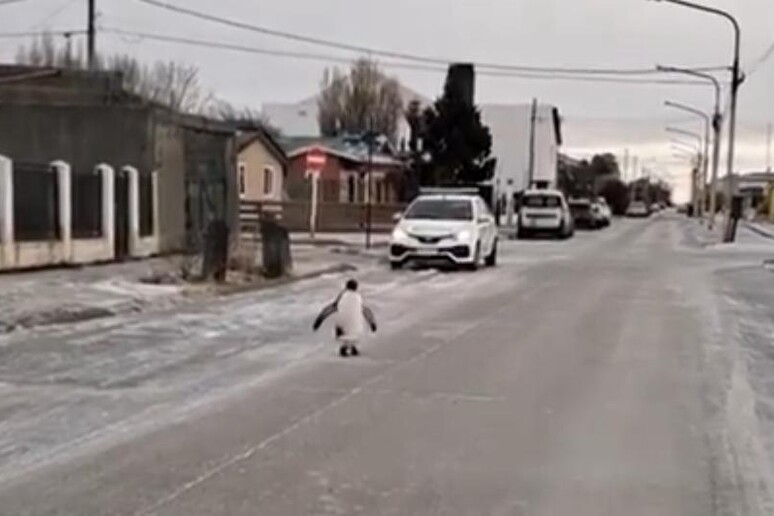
[403,199,473,221]
[523,195,561,208]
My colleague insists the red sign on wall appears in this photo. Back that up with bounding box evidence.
[305,147,327,172]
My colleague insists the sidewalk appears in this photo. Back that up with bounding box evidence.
[0,243,381,334]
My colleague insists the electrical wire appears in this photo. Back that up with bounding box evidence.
[746,39,774,79]
[131,0,726,77]
[28,0,79,31]
[104,28,711,87]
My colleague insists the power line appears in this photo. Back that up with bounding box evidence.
[746,39,774,78]
[28,0,79,31]
[131,0,726,77]
[104,27,711,86]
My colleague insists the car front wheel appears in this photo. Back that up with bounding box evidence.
[484,239,498,267]
[463,242,481,271]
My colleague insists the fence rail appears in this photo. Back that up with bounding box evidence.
[240,200,404,236]
[13,162,60,242]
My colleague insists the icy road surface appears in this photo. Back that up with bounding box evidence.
[1,215,773,515]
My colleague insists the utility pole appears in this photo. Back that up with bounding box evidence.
[365,127,374,250]
[527,98,538,188]
[87,0,96,69]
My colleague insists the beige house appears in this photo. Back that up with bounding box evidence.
[236,129,288,202]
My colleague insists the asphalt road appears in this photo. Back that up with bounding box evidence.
[0,215,770,515]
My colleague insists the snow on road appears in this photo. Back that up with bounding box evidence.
[0,227,612,487]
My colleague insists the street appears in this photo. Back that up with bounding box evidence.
[1,215,773,515]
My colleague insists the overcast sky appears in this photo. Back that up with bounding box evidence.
[3,0,774,200]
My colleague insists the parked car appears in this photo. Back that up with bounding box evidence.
[595,197,612,226]
[517,189,574,239]
[626,201,650,218]
[650,203,661,213]
[569,198,605,229]
[389,191,498,271]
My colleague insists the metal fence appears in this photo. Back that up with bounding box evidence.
[240,200,403,237]
[13,162,60,242]
[139,173,154,237]
[71,169,102,239]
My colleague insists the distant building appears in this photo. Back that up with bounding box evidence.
[480,103,562,220]
[719,171,774,210]
[236,129,288,203]
[278,134,405,205]
[263,85,431,153]
[480,103,562,193]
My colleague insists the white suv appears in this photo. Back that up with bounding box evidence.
[389,193,498,271]
[518,189,574,239]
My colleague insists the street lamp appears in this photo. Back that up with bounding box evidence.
[649,0,742,211]
[665,100,710,217]
[658,65,724,226]
[671,141,700,154]
[667,126,704,213]
[666,126,702,146]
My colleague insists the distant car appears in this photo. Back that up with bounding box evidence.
[626,201,650,218]
[389,191,498,271]
[517,189,574,239]
[569,198,605,229]
[650,203,661,213]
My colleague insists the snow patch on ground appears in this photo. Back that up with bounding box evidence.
[702,266,774,515]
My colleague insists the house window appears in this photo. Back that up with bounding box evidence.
[263,167,274,197]
[238,162,246,197]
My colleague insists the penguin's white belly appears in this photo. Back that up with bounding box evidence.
[335,293,363,341]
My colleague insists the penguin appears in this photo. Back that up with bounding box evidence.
[313,279,377,357]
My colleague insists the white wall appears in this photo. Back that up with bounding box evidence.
[0,158,160,271]
[481,103,560,192]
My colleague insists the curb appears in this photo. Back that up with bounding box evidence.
[742,222,774,240]
[0,263,359,335]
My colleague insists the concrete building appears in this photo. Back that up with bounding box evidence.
[0,65,238,257]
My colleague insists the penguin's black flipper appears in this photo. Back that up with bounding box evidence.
[313,303,337,331]
[362,306,377,332]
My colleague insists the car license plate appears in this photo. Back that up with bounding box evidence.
[417,248,437,256]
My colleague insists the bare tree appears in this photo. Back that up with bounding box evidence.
[15,35,207,114]
[206,97,281,136]
[317,58,403,142]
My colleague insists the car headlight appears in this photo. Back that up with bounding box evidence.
[456,230,472,242]
[392,227,408,241]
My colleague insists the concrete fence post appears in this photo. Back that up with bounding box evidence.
[96,163,115,256]
[0,155,14,267]
[50,160,72,261]
[151,170,160,237]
